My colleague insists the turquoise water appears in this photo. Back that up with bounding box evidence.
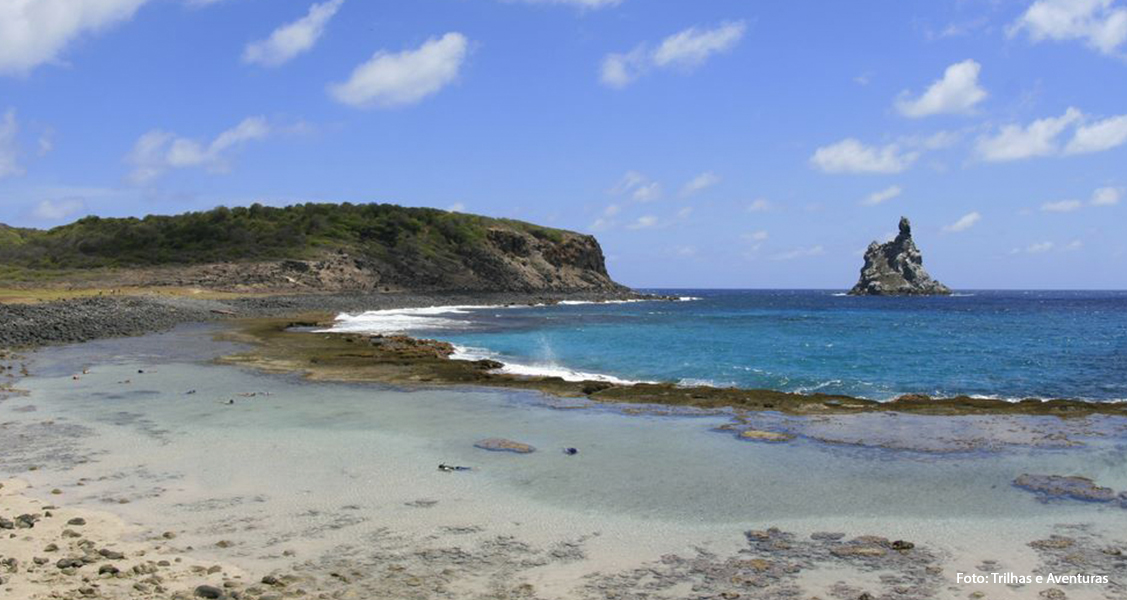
[335,290,1127,401]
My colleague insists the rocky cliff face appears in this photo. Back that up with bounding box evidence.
[83,227,626,295]
[849,217,951,296]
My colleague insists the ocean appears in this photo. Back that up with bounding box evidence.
[328,289,1127,402]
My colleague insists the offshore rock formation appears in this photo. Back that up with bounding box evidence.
[849,217,951,296]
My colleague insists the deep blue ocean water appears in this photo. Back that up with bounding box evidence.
[349,290,1127,402]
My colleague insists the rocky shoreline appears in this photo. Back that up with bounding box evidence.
[0,289,649,350]
[218,318,1127,418]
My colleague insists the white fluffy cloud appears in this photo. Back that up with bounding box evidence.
[127,116,271,184]
[895,60,987,118]
[610,171,662,202]
[1041,199,1083,212]
[861,185,903,206]
[810,139,919,174]
[0,109,24,180]
[600,21,745,88]
[975,108,1127,161]
[652,21,746,68]
[0,0,150,75]
[627,215,659,230]
[31,198,85,221]
[680,171,720,197]
[974,107,1082,161]
[330,33,468,108]
[1064,114,1127,154]
[1092,186,1121,206]
[943,211,982,233]
[1038,187,1122,213]
[1009,0,1127,55]
[243,0,344,67]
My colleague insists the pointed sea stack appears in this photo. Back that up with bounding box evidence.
[849,217,951,296]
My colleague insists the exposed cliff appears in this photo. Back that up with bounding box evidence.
[0,203,628,294]
[849,217,951,296]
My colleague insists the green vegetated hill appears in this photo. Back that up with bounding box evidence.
[0,203,625,293]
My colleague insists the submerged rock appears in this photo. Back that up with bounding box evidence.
[738,430,796,443]
[1013,474,1117,502]
[849,217,951,296]
[474,438,536,454]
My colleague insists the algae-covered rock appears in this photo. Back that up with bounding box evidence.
[1013,474,1117,502]
[738,430,796,443]
[473,438,536,454]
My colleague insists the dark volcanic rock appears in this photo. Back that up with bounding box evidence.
[849,217,951,296]
[1013,474,1118,503]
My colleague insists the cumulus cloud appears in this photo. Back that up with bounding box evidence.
[0,109,24,180]
[1039,187,1122,212]
[974,107,1082,161]
[627,215,659,230]
[600,21,745,88]
[329,33,468,108]
[31,198,85,221]
[1009,0,1127,55]
[243,0,344,67]
[0,0,149,76]
[599,47,647,88]
[810,139,919,174]
[1092,186,1121,206]
[1064,114,1127,154]
[943,211,981,233]
[446,202,466,212]
[610,171,662,202]
[127,116,271,184]
[861,185,903,206]
[1041,199,1083,212]
[652,21,746,68]
[895,60,987,118]
[680,171,720,197]
[632,182,662,202]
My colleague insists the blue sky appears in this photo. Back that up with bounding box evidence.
[1,0,1125,289]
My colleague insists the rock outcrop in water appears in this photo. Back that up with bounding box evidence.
[849,217,951,296]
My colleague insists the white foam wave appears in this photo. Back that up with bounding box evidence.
[451,345,647,385]
[555,299,646,306]
[321,305,504,335]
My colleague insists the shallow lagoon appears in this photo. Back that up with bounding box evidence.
[2,325,1125,599]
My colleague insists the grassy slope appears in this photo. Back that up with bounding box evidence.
[0,203,572,274]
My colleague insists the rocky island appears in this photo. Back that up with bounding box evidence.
[849,217,951,296]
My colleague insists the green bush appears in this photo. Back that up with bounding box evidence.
[0,203,574,271]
